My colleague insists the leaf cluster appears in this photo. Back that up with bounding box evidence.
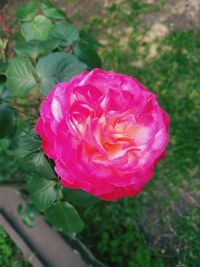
[0,1,102,235]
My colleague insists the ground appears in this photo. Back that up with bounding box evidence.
[1,0,200,267]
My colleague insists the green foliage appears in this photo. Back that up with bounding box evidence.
[3,1,101,99]
[0,104,16,138]
[27,177,57,211]
[17,203,38,228]
[6,57,37,97]
[15,129,86,235]
[0,0,102,238]
[16,1,39,21]
[0,139,19,181]
[81,198,165,267]
[63,188,100,207]
[14,40,59,59]
[74,42,102,69]
[45,202,84,234]
[50,22,79,45]
[0,226,31,267]
[21,15,53,41]
[41,1,67,20]
[35,52,87,94]
[15,130,41,159]
[31,152,56,179]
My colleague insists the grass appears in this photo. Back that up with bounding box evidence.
[0,226,31,267]
[78,1,200,267]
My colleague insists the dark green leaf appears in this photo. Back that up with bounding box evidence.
[50,22,79,45]
[21,15,53,41]
[41,1,67,20]
[80,30,101,49]
[31,152,56,179]
[74,42,101,69]
[27,177,57,211]
[16,2,39,21]
[35,52,87,95]
[14,39,60,59]
[45,202,84,234]
[63,188,99,207]
[17,203,37,228]
[0,104,16,138]
[6,57,37,97]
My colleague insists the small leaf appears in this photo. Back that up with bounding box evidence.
[21,15,53,41]
[16,2,39,21]
[41,1,67,20]
[50,22,79,45]
[73,42,101,69]
[36,52,87,95]
[14,39,59,59]
[45,202,84,234]
[63,188,99,207]
[0,104,16,139]
[17,203,37,228]
[6,57,37,97]
[27,177,57,211]
[32,152,56,179]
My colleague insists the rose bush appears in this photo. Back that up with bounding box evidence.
[35,68,169,201]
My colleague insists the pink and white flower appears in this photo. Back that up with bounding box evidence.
[35,69,169,200]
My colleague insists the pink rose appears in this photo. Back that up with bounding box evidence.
[35,69,169,201]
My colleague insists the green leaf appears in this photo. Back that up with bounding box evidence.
[45,202,84,234]
[16,130,41,159]
[50,22,79,45]
[0,104,16,139]
[27,177,57,211]
[17,203,37,228]
[16,2,39,21]
[31,152,56,179]
[63,188,99,207]
[41,1,67,20]
[35,52,87,95]
[14,39,59,59]
[21,15,53,41]
[80,30,101,49]
[6,57,37,97]
[73,42,101,69]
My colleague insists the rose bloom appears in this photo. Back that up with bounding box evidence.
[35,69,169,201]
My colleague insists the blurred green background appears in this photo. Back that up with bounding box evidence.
[1,0,200,266]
